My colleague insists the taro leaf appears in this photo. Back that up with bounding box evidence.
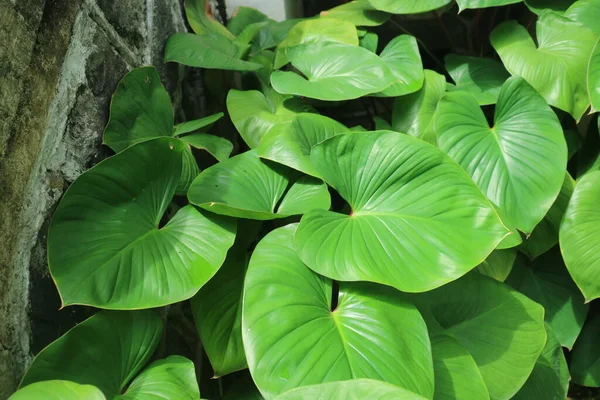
[185,0,235,39]
[165,33,263,71]
[392,69,446,144]
[274,19,359,69]
[320,1,391,26]
[173,113,224,136]
[435,76,567,235]
[258,113,349,178]
[270,42,395,101]
[178,147,201,195]
[116,356,200,400]
[512,325,569,400]
[477,248,516,282]
[188,150,330,220]
[234,21,268,48]
[410,272,547,400]
[103,67,173,153]
[445,54,510,105]
[243,224,434,399]
[180,133,233,162]
[372,35,424,97]
[295,131,508,293]
[520,173,574,259]
[456,0,522,11]
[560,170,600,301]
[589,39,600,112]
[272,380,428,400]
[227,6,269,36]
[491,11,597,120]
[20,311,162,397]
[10,381,106,400]
[506,250,589,349]
[256,19,303,50]
[564,0,600,36]
[525,0,576,13]
[431,335,489,400]
[366,0,453,13]
[359,32,379,53]
[570,314,600,387]
[49,138,236,309]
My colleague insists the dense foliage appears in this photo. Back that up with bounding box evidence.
[10,0,600,399]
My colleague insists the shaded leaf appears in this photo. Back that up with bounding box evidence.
[477,248,516,282]
[445,54,510,105]
[180,133,233,162]
[359,32,379,53]
[185,0,235,39]
[589,39,600,112]
[320,1,390,26]
[173,113,224,136]
[457,0,522,11]
[570,314,600,387]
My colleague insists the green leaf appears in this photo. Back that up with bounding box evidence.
[477,248,516,282]
[506,250,589,349]
[243,224,434,399]
[256,19,303,50]
[274,18,359,69]
[560,170,600,301]
[116,356,200,400]
[512,325,570,400]
[359,32,379,53]
[270,42,395,101]
[445,54,510,105]
[372,35,424,97]
[173,113,224,136]
[49,138,236,309]
[565,0,600,36]
[165,33,263,71]
[525,0,576,14]
[20,311,162,397]
[258,113,349,178]
[103,67,173,153]
[520,173,574,259]
[235,21,269,48]
[434,76,567,235]
[410,272,547,400]
[366,0,453,13]
[227,6,269,36]
[570,314,600,387]
[431,335,489,400]
[491,11,597,120]
[177,147,201,195]
[180,133,233,162]
[456,0,522,11]
[589,39,600,112]
[295,131,508,293]
[373,116,392,130]
[188,150,330,220]
[185,0,235,39]
[10,381,106,400]
[320,1,390,26]
[392,69,446,144]
[273,380,428,400]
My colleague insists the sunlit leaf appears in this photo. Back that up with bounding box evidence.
[10,381,106,400]
[320,1,390,26]
[273,380,427,400]
[373,35,424,97]
[366,0,453,14]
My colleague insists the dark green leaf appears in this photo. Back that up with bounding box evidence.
[173,113,224,136]
[320,1,390,26]
[180,133,233,162]
[445,54,510,105]
[570,314,600,387]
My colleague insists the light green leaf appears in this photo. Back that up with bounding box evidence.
[565,0,600,36]
[256,19,303,50]
[491,11,597,120]
[560,170,600,301]
[373,35,424,97]
[366,0,453,13]
[188,151,330,220]
[49,138,236,309]
[445,54,510,105]
[456,0,522,11]
[273,380,427,400]
[185,0,235,39]
[589,39,600,112]
[258,113,349,178]
[179,133,233,162]
[271,42,395,101]
[506,250,589,349]
[243,224,434,399]
[435,76,567,234]
[165,33,262,71]
[320,1,390,26]
[392,69,446,144]
[373,116,392,130]
[10,381,106,400]
[20,311,162,397]
[525,0,576,14]
[227,6,269,36]
[274,18,359,69]
[295,131,508,293]
[477,248,516,282]
[410,272,547,400]
[173,113,224,136]
[359,32,379,53]
[570,314,600,387]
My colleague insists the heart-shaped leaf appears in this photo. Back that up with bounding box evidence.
[295,131,508,293]
[185,0,235,39]
[589,39,600,112]
[456,0,522,11]
[570,314,600,387]
[445,54,510,105]
[49,138,236,309]
[491,11,597,120]
[435,76,567,234]
[410,272,547,400]
[320,1,391,26]
[565,0,600,36]
[10,381,106,400]
[477,248,516,282]
[188,150,330,220]
[273,380,427,400]
[560,170,600,301]
[20,311,162,397]
[366,0,453,13]
[372,35,424,97]
[270,42,395,101]
[258,113,349,178]
[243,224,434,399]
[525,0,576,14]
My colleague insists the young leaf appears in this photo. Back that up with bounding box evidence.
[185,0,235,39]
[456,0,522,11]
[372,35,424,97]
[366,0,453,13]
[477,248,517,282]
[570,314,600,387]
[320,1,390,26]
[435,76,567,235]
[49,138,236,309]
[173,113,224,136]
[445,54,510,105]
[10,381,106,400]
[243,224,434,399]
[295,131,508,293]
[179,133,233,162]
[272,380,427,400]
[227,6,269,36]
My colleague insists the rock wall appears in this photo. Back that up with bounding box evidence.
[0,0,195,397]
